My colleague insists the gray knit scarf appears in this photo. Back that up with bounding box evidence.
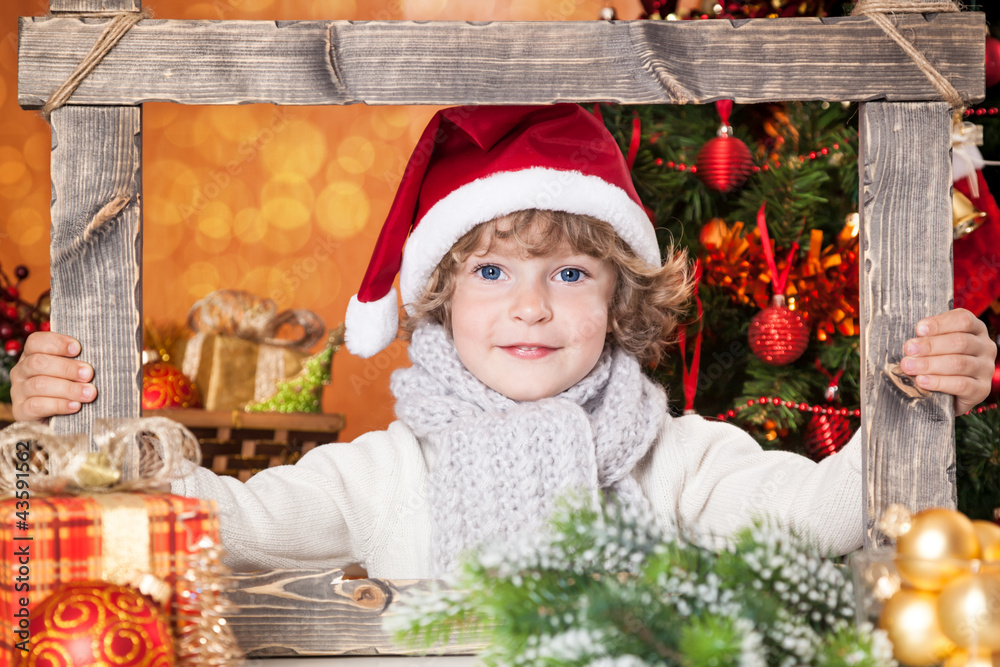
[391,323,667,574]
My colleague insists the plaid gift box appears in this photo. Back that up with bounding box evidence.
[0,493,218,666]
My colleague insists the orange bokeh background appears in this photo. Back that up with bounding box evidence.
[1,0,641,440]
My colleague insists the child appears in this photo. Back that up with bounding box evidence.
[10,105,997,578]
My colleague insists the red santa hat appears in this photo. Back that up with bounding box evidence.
[344,104,660,358]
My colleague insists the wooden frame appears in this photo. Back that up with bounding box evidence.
[17,0,985,656]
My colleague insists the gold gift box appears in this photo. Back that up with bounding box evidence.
[181,334,309,411]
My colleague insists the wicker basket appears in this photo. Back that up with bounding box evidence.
[0,404,345,482]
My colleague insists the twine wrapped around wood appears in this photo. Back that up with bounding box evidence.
[851,0,964,109]
[0,417,201,496]
[51,193,132,265]
[40,8,153,121]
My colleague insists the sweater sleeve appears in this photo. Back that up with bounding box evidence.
[170,421,426,572]
[634,415,863,555]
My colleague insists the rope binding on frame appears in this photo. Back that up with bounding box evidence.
[850,0,965,111]
[40,7,153,121]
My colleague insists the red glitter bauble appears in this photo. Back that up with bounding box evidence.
[695,134,753,193]
[804,411,853,461]
[142,361,202,410]
[16,581,174,667]
[748,295,809,365]
[986,36,1000,89]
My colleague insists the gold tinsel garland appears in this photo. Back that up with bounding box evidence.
[699,213,860,341]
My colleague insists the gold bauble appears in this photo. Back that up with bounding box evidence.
[944,650,1000,667]
[897,508,981,591]
[938,573,1000,650]
[699,218,727,250]
[974,521,1000,562]
[880,588,958,666]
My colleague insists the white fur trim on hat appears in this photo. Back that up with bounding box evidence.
[345,289,399,358]
[399,168,658,309]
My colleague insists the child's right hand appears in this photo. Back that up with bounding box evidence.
[9,332,97,423]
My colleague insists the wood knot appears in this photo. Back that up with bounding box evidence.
[350,584,387,610]
[883,361,930,400]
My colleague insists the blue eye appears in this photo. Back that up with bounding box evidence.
[559,268,583,282]
[477,265,503,281]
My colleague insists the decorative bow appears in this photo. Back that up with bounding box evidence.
[0,417,201,496]
[186,289,326,351]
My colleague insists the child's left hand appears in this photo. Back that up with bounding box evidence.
[901,308,998,415]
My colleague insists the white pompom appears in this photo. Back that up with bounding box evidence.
[345,290,399,358]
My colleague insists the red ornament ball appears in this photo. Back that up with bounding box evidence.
[804,411,853,461]
[986,36,1000,89]
[16,580,174,667]
[695,134,753,193]
[142,361,202,410]
[748,296,809,365]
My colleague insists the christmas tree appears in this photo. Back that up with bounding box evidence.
[599,0,1000,518]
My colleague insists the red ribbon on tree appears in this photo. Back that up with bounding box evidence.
[748,204,810,365]
[625,114,642,171]
[715,99,733,125]
[756,203,798,297]
[678,260,703,414]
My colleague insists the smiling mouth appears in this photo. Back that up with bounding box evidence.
[501,345,557,360]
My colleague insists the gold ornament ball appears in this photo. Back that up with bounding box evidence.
[879,588,958,666]
[896,508,981,591]
[944,650,1000,667]
[938,572,1000,650]
[974,521,1000,563]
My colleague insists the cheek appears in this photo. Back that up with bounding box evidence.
[567,302,611,348]
[449,287,488,344]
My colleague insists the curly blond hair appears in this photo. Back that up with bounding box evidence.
[400,209,692,366]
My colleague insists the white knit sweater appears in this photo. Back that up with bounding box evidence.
[172,414,863,578]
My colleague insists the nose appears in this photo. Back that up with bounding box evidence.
[509,278,552,325]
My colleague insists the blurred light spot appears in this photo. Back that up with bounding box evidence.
[0,166,32,200]
[143,215,186,261]
[263,173,315,209]
[0,146,26,184]
[8,208,45,246]
[337,135,375,174]
[316,180,370,240]
[261,197,311,231]
[182,262,222,299]
[233,208,267,244]
[163,111,213,148]
[261,223,311,255]
[369,107,411,141]
[400,0,453,18]
[143,102,181,130]
[261,119,326,178]
[146,194,184,227]
[197,201,233,240]
[22,132,49,172]
[179,3,229,18]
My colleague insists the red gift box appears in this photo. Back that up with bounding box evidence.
[0,493,218,666]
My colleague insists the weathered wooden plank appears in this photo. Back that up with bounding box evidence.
[226,569,489,657]
[48,106,142,445]
[858,101,955,549]
[18,14,984,108]
[142,407,346,433]
[50,0,140,12]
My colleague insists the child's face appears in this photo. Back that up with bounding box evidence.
[450,233,615,401]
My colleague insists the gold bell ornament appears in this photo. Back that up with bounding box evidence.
[954,189,988,239]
